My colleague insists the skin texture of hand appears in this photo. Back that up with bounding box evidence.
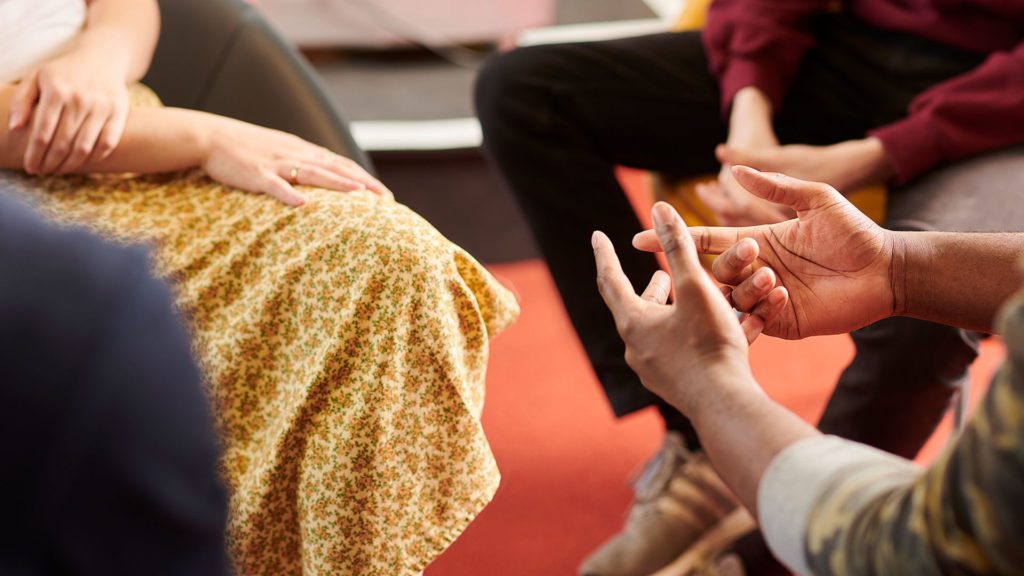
[8,0,160,176]
[200,116,392,206]
[592,201,788,416]
[716,137,895,195]
[594,198,824,519]
[635,166,898,340]
[708,87,792,226]
[9,57,131,175]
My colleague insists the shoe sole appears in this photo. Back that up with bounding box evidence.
[648,507,757,576]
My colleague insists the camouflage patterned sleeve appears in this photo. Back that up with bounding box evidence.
[759,289,1024,575]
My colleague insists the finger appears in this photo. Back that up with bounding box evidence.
[592,231,638,320]
[710,237,759,285]
[315,152,390,196]
[740,313,765,344]
[262,172,308,206]
[634,226,747,256]
[38,102,88,174]
[715,144,776,171]
[640,270,671,305]
[91,101,128,162]
[731,165,840,213]
[23,91,65,174]
[729,266,777,312]
[651,202,702,295]
[741,286,788,343]
[696,181,735,217]
[9,70,40,130]
[56,111,106,174]
[288,163,366,193]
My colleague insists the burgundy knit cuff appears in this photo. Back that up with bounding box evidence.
[868,113,945,185]
[718,58,785,117]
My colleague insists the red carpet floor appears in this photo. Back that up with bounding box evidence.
[426,169,1007,575]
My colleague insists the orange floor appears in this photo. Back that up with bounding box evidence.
[426,169,1007,575]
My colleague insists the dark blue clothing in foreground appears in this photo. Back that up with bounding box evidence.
[0,194,228,575]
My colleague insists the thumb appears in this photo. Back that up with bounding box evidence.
[730,165,839,213]
[8,70,40,130]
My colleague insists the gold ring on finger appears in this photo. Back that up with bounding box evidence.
[289,164,299,184]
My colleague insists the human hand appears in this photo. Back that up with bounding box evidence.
[200,116,391,206]
[8,54,131,175]
[635,167,900,340]
[705,87,794,226]
[593,202,788,416]
[715,137,894,195]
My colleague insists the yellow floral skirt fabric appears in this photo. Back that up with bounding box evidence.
[1,139,518,574]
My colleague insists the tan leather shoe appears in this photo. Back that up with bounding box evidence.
[579,433,738,576]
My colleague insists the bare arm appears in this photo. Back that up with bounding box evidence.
[896,231,1024,333]
[2,84,205,173]
[1,84,390,205]
[80,0,161,82]
[8,0,160,174]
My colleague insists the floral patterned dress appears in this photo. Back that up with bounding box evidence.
[0,91,518,576]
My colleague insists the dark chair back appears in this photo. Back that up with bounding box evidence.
[143,0,372,170]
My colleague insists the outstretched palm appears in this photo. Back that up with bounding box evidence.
[638,167,897,340]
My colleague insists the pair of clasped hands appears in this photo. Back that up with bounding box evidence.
[593,165,897,418]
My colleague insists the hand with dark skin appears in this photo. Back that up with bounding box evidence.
[634,166,1024,337]
[637,166,897,339]
[595,169,1024,520]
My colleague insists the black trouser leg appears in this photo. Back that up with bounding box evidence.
[477,15,983,454]
[819,318,980,457]
[476,33,725,445]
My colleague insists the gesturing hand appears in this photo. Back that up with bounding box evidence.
[592,202,787,416]
[635,167,899,340]
[201,116,391,206]
[9,56,131,175]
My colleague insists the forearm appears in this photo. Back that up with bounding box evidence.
[1,85,209,173]
[79,0,160,82]
[893,231,1024,332]
[729,87,774,141]
[681,368,819,514]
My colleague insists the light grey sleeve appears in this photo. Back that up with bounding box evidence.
[757,435,919,575]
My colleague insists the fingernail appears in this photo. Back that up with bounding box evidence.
[738,239,755,259]
[754,270,771,289]
[652,202,672,229]
[591,231,600,248]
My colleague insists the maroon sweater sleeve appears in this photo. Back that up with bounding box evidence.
[702,0,829,114]
[868,41,1024,184]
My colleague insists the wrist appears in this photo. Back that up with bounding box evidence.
[837,138,894,190]
[676,359,764,423]
[185,111,219,167]
[888,231,910,318]
[71,32,133,81]
[728,87,775,145]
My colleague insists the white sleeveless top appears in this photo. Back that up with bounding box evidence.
[0,0,87,83]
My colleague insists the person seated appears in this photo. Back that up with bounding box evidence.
[0,191,229,576]
[0,0,519,574]
[595,166,1024,575]
[477,3,1022,573]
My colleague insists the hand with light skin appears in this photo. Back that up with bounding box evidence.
[703,87,896,226]
[8,0,160,175]
[637,166,899,339]
[703,87,792,226]
[1,84,391,206]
